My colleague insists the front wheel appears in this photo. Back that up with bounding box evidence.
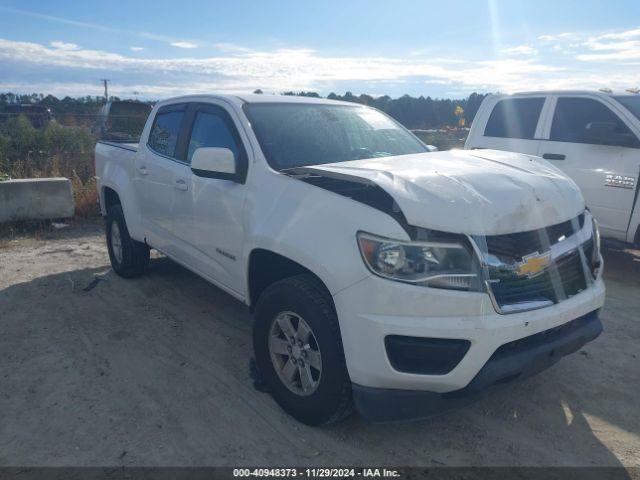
[253,274,353,425]
[106,205,149,278]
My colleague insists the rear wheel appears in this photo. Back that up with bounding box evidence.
[253,274,353,425]
[106,205,149,278]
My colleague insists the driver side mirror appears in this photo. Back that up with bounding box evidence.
[191,147,237,180]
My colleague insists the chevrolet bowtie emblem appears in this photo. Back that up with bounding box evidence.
[516,251,552,278]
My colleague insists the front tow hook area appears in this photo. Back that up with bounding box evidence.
[352,310,603,422]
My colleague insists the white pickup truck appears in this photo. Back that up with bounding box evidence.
[95,94,605,425]
[466,91,640,245]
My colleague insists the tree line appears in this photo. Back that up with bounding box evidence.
[0,93,114,117]
[1,91,487,129]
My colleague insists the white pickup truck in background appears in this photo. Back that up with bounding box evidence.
[465,91,640,246]
[95,94,605,424]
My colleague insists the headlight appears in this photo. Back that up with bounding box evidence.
[357,232,480,291]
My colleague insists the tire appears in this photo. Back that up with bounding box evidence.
[253,274,353,425]
[106,205,149,278]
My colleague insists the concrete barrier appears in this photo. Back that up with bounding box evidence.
[0,178,74,222]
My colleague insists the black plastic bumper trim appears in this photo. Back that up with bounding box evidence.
[385,335,471,375]
[353,310,602,422]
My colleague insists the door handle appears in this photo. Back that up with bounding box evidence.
[137,166,149,175]
[542,153,566,161]
[174,179,189,191]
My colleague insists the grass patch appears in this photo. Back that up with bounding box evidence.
[1,115,100,219]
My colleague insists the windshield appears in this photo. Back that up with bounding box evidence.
[614,95,640,121]
[244,103,428,170]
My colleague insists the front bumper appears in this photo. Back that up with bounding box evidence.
[333,274,605,393]
[352,309,602,421]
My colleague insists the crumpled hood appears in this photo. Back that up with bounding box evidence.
[305,149,585,235]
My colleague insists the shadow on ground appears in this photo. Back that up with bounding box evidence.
[0,244,637,469]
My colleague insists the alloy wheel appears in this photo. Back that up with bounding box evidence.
[268,311,322,396]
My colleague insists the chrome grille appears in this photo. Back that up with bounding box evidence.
[485,214,584,263]
[480,213,594,314]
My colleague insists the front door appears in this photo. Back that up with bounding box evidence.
[177,102,250,295]
[468,96,548,155]
[538,96,640,240]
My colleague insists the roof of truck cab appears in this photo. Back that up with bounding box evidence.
[155,93,357,108]
[237,93,357,105]
[492,90,638,97]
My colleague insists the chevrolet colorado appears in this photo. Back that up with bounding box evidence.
[95,94,605,425]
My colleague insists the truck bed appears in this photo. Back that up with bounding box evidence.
[94,140,140,217]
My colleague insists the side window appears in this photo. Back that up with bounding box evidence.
[148,106,186,158]
[186,109,243,164]
[550,97,638,147]
[484,98,545,139]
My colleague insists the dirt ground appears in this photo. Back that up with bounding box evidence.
[0,221,639,468]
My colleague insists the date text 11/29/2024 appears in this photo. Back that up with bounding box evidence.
[233,468,400,477]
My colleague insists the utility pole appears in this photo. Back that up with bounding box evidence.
[100,79,109,102]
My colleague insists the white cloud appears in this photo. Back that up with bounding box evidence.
[0,80,229,98]
[1,28,639,98]
[130,46,144,52]
[592,27,640,41]
[213,42,252,53]
[501,45,538,56]
[0,6,114,32]
[577,50,640,61]
[170,41,198,49]
[0,38,131,70]
[533,27,640,63]
[537,32,575,42]
[578,27,640,61]
[50,41,79,51]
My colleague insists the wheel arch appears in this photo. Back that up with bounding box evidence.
[102,186,121,213]
[98,178,144,242]
[247,248,333,311]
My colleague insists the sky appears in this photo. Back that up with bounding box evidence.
[0,0,639,100]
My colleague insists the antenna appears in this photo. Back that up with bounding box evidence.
[100,79,109,101]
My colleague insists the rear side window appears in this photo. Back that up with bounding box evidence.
[148,106,186,158]
[484,98,545,139]
[187,111,241,163]
[614,95,640,121]
[551,97,636,146]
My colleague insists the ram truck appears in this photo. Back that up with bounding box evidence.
[95,94,605,424]
[465,90,640,246]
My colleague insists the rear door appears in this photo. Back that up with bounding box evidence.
[537,96,640,239]
[135,103,192,256]
[466,96,548,155]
